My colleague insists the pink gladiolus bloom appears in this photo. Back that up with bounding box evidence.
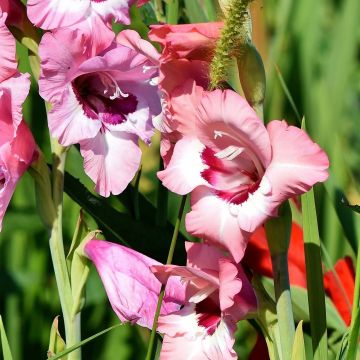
[151,242,257,360]
[149,23,223,166]
[0,11,37,230]
[39,28,161,197]
[27,0,150,29]
[158,88,329,261]
[84,239,186,329]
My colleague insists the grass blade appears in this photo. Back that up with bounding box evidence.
[0,316,13,360]
[302,187,328,360]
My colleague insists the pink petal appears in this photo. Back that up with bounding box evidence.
[220,262,257,321]
[218,259,243,312]
[186,186,250,263]
[1,72,31,129]
[185,242,224,272]
[117,29,160,64]
[47,86,102,146]
[234,176,274,233]
[149,22,223,60]
[265,120,329,209]
[196,89,272,169]
[0,90,36,231]
[85,240,185,329]
[39,28,91,103]
[27,0,89,30]
[0,11,17,82]
[157,137,207,195]
[80,131,141,197]
[158,307,237,360]
[152,264,219,303]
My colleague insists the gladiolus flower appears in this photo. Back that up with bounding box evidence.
[152,242,257,360]
[0,11,37,230]
[84,239,185,329]
[158,88,329,261]
[39,28,161,197]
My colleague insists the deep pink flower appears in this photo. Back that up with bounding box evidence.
[152,242,257,360]
[84,239,185,329]
[0,11,37,230]
[27,0,150,29]
[158,88,329,261]
[39,28,161,197]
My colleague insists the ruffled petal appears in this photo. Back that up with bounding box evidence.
[0,11,17,82]
[47,86,102,146]
[80,130,141,197]
[117,29,160,64]
[27,0,89,30]
[265,120,329,209]
[157,137,208,195]
[186,186,250,263]
[1,72,31,129]
[185,242,224,272]
[85,240,185,329]
[39,28,91,103]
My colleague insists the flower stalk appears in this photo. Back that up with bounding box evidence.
[265,201,295,359]
[49,139,81,360]
[145,195,187,360]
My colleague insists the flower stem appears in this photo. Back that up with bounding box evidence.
[271,252,295,358]
[145,195,187,360]
[49,139,81,360]
[265,202,295,359]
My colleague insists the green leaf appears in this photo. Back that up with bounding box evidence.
[0,315,13,360]
[291,321,306,360]
[342,197,360,215]
[47,317,66,359]
[183,0,208,22]
[63,171,187,265]
[302,187,328,360]
[48,324,122,360]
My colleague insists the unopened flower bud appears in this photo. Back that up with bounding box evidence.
[237,43,266,119]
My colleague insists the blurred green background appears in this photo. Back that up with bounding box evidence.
[1,0,359,359]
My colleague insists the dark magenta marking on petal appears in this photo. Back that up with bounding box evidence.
[195,298,222,336]
[215,180,261,205]
[200,146,261,205]
[72,74,138,125]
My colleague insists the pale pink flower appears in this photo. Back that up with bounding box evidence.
[151,242,257,360]
[158,88,329,261]
[39,28,161,197]
[0,11,37,230]
[84,239,186,329]
[27,0,150,29]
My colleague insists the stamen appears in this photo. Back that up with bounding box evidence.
[215,146,244,161]
[213,130,265,177]
[143,65,158,73]
[99,72,129,99]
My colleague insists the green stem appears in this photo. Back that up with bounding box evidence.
[346,241,360,359]
[145,195,187,360]
[49,139,81,360]
[271,253,295,358]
